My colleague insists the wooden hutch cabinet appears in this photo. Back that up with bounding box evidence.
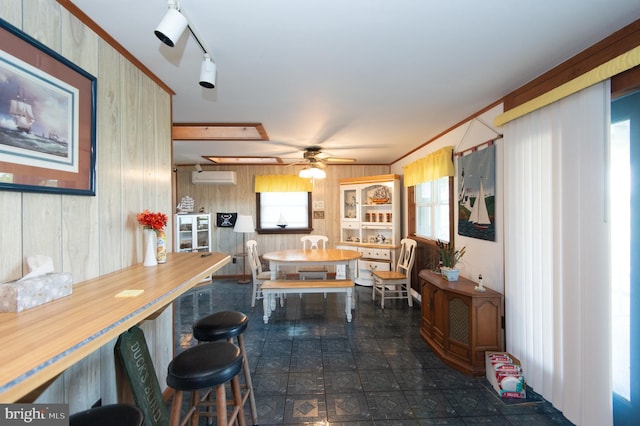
[420,269,504,376]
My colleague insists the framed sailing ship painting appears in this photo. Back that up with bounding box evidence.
[457,141,496,241]
[0,18,96,195]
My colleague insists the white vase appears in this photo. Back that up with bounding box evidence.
[441,267,459,281]
[143,229,158,267]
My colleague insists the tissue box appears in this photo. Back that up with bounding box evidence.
[485,351,527,399]
[0,273,73,312]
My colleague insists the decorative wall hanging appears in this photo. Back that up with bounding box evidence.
[457,141,496,241]
[216,212,237,227]
[0,18,96,195]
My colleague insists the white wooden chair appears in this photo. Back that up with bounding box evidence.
[247,240,283,307]
[298,235,329,280]
[372,238,417,309]
[300,235,328,249]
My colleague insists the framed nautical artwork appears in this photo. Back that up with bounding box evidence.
[0,18,96,195]
[457,141,496,241]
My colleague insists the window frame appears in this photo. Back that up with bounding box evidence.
[255,192,313,234]
[407,176,455,247]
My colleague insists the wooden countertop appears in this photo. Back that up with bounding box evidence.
[419,269,503,298]
[0,251,230,402]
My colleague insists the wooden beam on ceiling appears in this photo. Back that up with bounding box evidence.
[172,123,269,140]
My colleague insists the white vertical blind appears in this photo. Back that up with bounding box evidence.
[504,81,611,425]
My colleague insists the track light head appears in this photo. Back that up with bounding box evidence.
[195,163,202,173]
[154,2,188,47]
[199,54,216,89]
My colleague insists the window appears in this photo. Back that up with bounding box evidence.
[256,192,312,234]
[413,176,453,242]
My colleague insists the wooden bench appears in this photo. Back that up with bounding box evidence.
[260,280,355,324]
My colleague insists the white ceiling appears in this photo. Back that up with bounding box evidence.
[69,0,640,166]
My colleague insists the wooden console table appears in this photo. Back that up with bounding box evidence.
[419,270,504,376]
[0,251,230,402]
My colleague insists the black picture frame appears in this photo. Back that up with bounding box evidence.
[0,18,97,196]
[216,212,237,227]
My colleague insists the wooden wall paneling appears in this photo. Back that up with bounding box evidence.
[0,3,21,282]
[21,188,63,270]
[20,0,61,272]
[60,6,99,283]
[66,348,100,412]
[100,339,119,405]
[120,60,144,267]
[142,75,156,210]
[0,192,23,282]
[1,0,174,409]
[155,86,173,252]
[0,0,22,27]
[151,306,174,393]
[23,0,60,45]
[61,6,98,76]
[97,42,124,275]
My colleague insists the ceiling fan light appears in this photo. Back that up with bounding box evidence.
[299,166,326,179]
[199,54,216,89]
[154,5,188,47]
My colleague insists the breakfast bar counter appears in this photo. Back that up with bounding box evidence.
[0,251,230,402]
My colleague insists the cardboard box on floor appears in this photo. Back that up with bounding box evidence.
[486,351,527,399]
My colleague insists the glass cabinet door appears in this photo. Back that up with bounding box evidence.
[341,185,359,221]
[178,216,194,251]
[360,183,394,245]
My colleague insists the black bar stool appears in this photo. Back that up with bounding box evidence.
[192,311,258,425]
[166,341,246,426]
[69,404,144,426]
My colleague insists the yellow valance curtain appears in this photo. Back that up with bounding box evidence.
[494,45,640,127]
[254,175,313,192]
[402,146,455,187]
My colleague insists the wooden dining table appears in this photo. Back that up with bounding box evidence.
[262,248,362,280]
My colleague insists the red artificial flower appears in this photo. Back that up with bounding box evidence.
[136,210,168,231]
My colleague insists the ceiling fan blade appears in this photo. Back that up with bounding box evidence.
[285,160,307,167]
[323,157,356,163]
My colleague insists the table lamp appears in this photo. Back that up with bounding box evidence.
[233,215,254,284]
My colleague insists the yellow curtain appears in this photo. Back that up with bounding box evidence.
[254,175,313,192]
[402,146,455,187]
[495,45,640,127]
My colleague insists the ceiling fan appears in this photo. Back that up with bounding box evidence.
[286,146,356,168]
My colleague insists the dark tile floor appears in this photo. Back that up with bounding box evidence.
[173,279,574,425]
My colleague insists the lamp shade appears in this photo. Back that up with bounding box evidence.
[233,215,254,233]
[154,8,188,47]
[299,166,326,179]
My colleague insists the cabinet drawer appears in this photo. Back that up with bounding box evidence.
[358,260,390,278]
[361,248,391,260]
[341,221,359,230]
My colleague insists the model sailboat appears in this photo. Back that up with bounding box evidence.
[276,213,288,228]
[468,180,491,229]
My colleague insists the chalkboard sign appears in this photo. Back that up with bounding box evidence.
[115,326,170,426]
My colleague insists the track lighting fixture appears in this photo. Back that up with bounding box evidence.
[199,54,216,88]
[154,0,188,48]
[299,165,326,179]
[154,0,217,89]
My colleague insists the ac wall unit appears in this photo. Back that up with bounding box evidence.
[192,171,237,185]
